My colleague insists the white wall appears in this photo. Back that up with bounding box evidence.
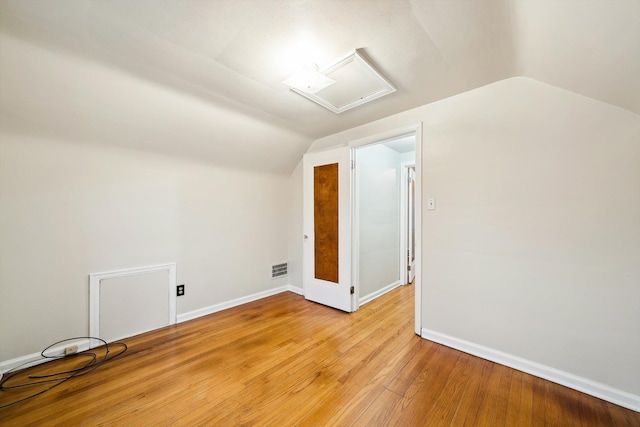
[356,144,401,299]
[0,23,304,364]
[307,77,640,401]
[0,134,289,362]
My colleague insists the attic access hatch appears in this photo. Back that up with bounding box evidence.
[284,50,396,114]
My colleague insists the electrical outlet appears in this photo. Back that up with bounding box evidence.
[64,345,78,355]
[177,284,185,297]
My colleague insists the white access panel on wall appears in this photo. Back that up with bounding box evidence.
[89,263,177,342]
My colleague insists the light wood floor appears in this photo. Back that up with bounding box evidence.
[1,285,638,426]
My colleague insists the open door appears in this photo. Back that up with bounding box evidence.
[303,147,354,312]
[407,166,416,283]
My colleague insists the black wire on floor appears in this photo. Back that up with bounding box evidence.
[0,337,127,409]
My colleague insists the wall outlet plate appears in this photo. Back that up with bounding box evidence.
[64,345,78,355]
[177,284,185,296]
[427,197,436,210]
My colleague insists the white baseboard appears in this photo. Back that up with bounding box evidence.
[0,338,94,374]
[177,285,303,323]
[421,328,640,413]
[286,284,304,296]
[359,280,402,306]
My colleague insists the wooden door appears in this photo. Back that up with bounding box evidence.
[303,147,353,312]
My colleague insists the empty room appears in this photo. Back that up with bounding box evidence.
[0,0,639,425]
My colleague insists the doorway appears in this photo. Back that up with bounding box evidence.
[354,135,416,306]
[302,124,423,334]
[402,164,416,285]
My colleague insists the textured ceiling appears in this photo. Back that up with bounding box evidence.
[0,0,638,173]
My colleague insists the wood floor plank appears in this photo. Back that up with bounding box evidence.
[295,319,419,426]
[350,388,405,427]
[487,366,513,427]
[449,359,497,427]
[412,355,475,426]
[531,375,548,426]
[1,284,638,426]
[474,361,510,427]
[384,339,440,396]
[607,400,640,427]
[388,347,463,426]
[505,369,534,427]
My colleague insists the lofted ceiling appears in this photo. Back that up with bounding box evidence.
[0,0,638,173]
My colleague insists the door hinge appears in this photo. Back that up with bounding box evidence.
[350,286,355,295]
[408,266,411,271]
[350,160,355,170]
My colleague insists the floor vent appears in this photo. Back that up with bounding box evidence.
[271,262,288,279]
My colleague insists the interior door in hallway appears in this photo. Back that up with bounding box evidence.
[407,166,416,283]
[303,147,354,312]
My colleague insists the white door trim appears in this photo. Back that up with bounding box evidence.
[414,123,423,335]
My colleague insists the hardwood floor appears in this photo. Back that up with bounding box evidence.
[1,285,638,426]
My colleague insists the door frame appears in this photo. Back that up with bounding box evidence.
[348,123,423,334]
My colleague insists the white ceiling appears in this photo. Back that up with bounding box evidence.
[0,0,638,173]
[383,135,416,154]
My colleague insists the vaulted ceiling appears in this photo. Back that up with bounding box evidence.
[1,0,638,173]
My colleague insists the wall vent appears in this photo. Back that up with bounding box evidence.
[271,262,288,279]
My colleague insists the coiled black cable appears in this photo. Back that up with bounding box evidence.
[0,337,127,409]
